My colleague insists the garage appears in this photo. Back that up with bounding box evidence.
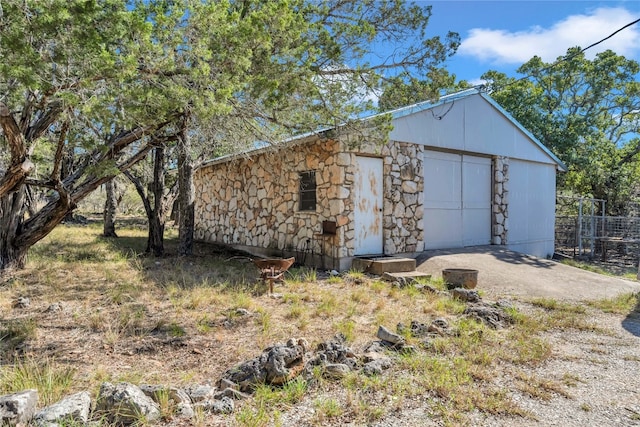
[423,150,492,249]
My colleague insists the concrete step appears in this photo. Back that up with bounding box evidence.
[352,256,416,275]
[382,271,432,283]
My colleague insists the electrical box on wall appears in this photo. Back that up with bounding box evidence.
[322,220,337,235]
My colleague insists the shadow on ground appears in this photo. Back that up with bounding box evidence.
[622,295,640,337]
[415,246,556,269]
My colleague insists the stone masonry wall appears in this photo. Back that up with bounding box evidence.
[493,156,509,245]
[194,139,348,261]
[379,142,424,254]
[194,138,424,266]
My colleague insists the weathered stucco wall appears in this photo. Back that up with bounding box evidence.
[194,137,424,267]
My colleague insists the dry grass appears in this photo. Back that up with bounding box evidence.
[0,220,623,426]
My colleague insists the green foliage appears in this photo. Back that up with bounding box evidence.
[1,0,462,271]
[484,49,640,213]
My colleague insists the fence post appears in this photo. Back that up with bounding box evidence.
[578,198,583,256]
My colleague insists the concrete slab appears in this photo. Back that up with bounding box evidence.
[416,246,640,302]
[352,257,416,275]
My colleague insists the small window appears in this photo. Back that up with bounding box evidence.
[299,171,316,211]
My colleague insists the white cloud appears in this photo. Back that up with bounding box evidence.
[458,7,640,65]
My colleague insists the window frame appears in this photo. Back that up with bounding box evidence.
[298,170,317,212]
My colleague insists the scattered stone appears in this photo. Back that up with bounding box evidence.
[139,385,192,407]
[175,402,195,418]
[362,340,387,353]
[330,270,340,276]
[362,358,392,376]
[235,308,251,316]
[432,318,448,329]
[361,352,389,363]
[95,382,161,425]
[12,297,30,309]
[184,384,215,403]
[451,288,481,303]
[312,334,357,368]
[322,363,351,379]
[198,397,234,414]
[496,299,515,311]
[214,388,251,401]
[0,389,38,427]
[464,302,513,329]
[32,391,91,427]
[218,379,238,391]
[219,339,306,392]
[377,325,405,346]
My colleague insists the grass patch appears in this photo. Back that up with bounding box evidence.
[0,358,75,405]
[587,292,640,314]
[2,219,628,425]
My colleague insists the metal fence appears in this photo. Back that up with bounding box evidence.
[555,196,640,266]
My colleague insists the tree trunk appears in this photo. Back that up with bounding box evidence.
[103,179,118,237]
[0,188,29,270]
[177,114,194,257]
[148,146,167,256]
[124,145,176,257]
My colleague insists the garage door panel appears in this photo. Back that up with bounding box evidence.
[424,151,491,249]
[424,209,463,249]
[462,155,492,245]
[424,151,461,209]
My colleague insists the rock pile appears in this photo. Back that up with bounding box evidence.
[0,290,514,425]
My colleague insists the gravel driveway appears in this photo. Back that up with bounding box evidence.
[411,246,640,427]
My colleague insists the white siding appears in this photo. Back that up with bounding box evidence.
[390,94,557,165]
[507,159,556,258]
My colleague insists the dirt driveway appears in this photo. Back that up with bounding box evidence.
[415,246,640,302]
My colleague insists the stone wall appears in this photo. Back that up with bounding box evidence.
[194,137,424,268]
[492,156,509,245]
[380,142,424,254]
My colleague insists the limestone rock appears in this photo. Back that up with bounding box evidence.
[214,388,251,401]
[33,391,91,427]
[322,363,351,379]
[464,302,513,329]
[362,358,392,376]
[0,389,38,427]
[197,397,234,414]
[184,384,215,403]
[219,339,306,392]
[140,385,192,407]
[451,288,481,303]
[376,325,405,346]
[95,382,161,425]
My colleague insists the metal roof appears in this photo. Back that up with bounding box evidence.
[198,88,567,172]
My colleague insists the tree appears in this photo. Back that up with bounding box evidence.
[482,48,640,214]
[0,0,460,272]
[124,140,179,256]
[378,70,469,111]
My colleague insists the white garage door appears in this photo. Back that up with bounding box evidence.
[423,151,492,249]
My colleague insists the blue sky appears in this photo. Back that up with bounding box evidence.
[419,1,640,85]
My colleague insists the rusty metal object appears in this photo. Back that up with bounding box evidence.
[253,257,295,294]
